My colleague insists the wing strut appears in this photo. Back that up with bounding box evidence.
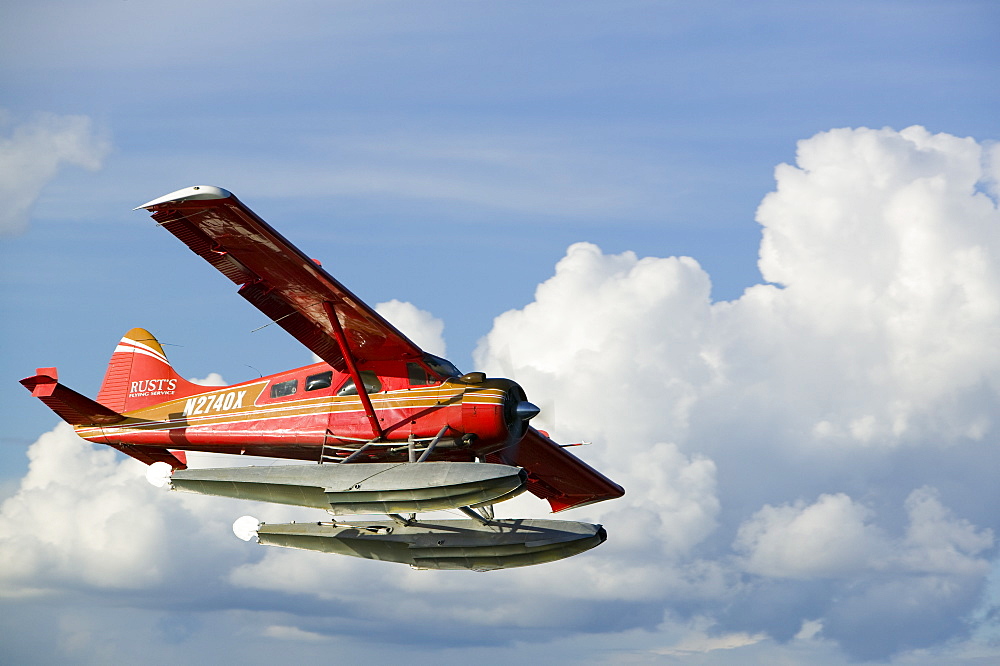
[322,301,385,441]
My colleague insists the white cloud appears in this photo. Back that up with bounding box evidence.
[474,242,716,445]
[188,372,227,386]
[0,423,306,598]
[655,629,768,656]
[0,111,111,235]
[897,486,994,576]
[606,442,719,559]
[470,125,1000,659]
[0,423,169,593]
[734,493,886,579]
[375,299,447,357]
[983,140,1000,200]
[262,625,331,642]
[733,488,993,582]
[745,126,1000,446]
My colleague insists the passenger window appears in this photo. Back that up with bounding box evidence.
[337,371,382,397]
[306,371,333,391]
[407,362,432,386]
[269,378,298,399]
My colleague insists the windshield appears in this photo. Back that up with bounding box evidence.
[423,354,461,379]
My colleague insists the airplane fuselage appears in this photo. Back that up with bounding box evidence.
[74,360,527,463]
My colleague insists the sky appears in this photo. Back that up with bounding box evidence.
[1,1,999,664]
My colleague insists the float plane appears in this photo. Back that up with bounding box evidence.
[21,186,624,571]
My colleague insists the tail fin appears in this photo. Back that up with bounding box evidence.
[96,328,204,413]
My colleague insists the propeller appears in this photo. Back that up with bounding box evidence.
[491,384,537,466]
[516,400,540,421]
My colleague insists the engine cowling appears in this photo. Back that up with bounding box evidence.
[459,377,539,450]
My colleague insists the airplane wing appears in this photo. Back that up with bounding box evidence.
[136,186,423,370]
[493,427,625,512]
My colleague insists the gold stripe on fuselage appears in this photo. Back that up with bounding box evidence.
[76,384,506,439]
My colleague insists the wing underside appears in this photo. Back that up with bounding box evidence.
[138,186,423,371]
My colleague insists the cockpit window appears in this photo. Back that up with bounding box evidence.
[408,362,432,386]
[423,354,461,379]
[336,371,382,397]
[270,378,298,399]
[305,371,332,392]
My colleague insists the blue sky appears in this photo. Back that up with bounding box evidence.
[2,2,999,664]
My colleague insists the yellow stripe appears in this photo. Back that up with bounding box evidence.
[80,385,506,436]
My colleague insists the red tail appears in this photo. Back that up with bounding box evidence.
[96,328,203,413]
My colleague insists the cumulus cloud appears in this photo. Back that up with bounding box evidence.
[747,126,1000,445]
[604,442,719,560]
[734,488,992,582]
[0,110,111,235]
[897,486,994,576]
[734,493,886,579]
[188,372,227,386]
[0,423,171,593]
[475,243,715,446]
[375,298,447,357]
[3,126,999,663]
[0,423,308,600]
[472,125,1000,659]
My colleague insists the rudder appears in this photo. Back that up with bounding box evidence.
[97,328,203,413]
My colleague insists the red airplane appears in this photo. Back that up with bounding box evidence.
[21,186,624,570]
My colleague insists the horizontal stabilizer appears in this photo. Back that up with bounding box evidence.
[20,368,125,426]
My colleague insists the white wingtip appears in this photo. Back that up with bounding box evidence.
[134,185,232,210]
[233,515,262,542]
